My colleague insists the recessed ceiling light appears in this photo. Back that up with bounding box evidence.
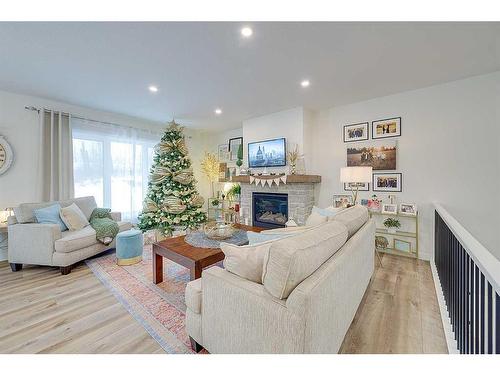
[148,85,158,93]
[214,108,222,115]
[301,80,310,88]
[241,27,253,37]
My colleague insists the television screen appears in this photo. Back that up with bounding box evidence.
[248,138,286,168]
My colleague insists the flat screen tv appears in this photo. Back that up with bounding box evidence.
[248,138,286,168]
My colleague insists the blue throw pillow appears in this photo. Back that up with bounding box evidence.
[247,231,290,245]
[312,206,342,218]
[33,204,68,231]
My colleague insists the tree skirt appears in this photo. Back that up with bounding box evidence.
[184,229,248,248]
[86,245,211,354]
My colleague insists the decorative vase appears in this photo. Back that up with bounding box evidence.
[387,227,397,234]
[289,163,297,175]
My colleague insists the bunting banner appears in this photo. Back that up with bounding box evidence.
[249,175,288,187]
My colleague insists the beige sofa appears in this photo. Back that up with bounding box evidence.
[8,196,132,275]
[185,205,375,353]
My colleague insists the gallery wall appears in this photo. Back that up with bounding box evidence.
[309,72,500,260]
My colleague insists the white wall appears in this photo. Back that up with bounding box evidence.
[310,72,500,260]
[242,107,312,173]
[0,89,209,209]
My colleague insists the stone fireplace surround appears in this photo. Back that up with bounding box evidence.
[240,182,316,226]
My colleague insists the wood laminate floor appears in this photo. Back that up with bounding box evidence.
[0,253,447,354]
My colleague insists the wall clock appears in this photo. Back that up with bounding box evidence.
[0,136,14,176]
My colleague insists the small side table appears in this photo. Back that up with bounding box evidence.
[0,223,8,261]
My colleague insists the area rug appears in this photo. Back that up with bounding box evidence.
[86,245,212,354]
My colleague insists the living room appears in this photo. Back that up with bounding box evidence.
[0,1,499,373]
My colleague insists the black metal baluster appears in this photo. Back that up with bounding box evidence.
[487,283,493,354]
[496,292,499,354]
[480,273,485,353]
[469,257,474,354]
[475,265,480,354]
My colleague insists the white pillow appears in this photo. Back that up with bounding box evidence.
[60,203,90,231]
[324,206,346,221]
[305,209,328,227]
[221,240,275,284]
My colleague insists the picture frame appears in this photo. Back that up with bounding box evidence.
[400,203,417,216]
[333,194,353,208]
[346,141,397,170]
[372,117,401,139]
[228,137,243,161]
[381,203,398,215]
[344,182,369,191]
[343,122,369,143]
[394,238,411,253]
[360,198,369,207]
[218,144,229,161]
[373,173,402,192]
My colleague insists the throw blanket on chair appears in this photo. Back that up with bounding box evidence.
[90,208,119,245]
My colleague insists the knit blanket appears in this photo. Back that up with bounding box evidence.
[90,208,119,245]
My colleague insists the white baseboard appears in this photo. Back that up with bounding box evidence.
[430,260,459,354]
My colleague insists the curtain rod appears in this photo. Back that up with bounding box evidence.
[24,105,163,134]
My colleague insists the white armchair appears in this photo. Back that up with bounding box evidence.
[8,196,132,274]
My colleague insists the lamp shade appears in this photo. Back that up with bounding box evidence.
[340,166,372,183]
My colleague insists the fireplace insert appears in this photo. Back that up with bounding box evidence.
[252,192,288,229]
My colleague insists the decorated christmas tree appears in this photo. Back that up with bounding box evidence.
[138,120,207,236]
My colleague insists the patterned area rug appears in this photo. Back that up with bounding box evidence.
[86,245,211,354]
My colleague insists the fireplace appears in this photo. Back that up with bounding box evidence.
[252,192,288,229]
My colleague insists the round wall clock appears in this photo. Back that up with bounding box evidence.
[0,136,14,176]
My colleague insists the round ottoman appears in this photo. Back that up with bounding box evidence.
[116,229,144,266]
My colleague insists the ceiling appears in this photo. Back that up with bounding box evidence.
[0,22,499,130]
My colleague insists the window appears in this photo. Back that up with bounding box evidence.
[72,119,158,223]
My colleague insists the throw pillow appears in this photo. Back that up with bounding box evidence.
[33,204,68,231]
[221,239,277,284]
[247,231,291,245]
[60,203,90,231]
[305,209,328,227]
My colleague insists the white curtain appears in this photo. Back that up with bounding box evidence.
[72,118,160,223]
[38,110,74,201]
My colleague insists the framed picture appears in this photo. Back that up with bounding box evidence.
[381,203,398,215]
[344,182,369,191]
[373,173,402,192]
[394,238,411,252]
[346,141,396,170]
[400,203,417,216]
[372,117,401,139]
[360,199,369,207]
[218,144,229,161]
[333,194,353,208]
[343,122,369,143]
[228,137,243,161]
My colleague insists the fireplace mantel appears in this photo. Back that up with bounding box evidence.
[231,174,321,184]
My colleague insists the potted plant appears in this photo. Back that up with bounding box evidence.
[227,183,241,202]
[383,217,401,234]
[211,198,221,208]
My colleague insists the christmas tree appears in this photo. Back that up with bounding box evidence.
[138,120,207,236]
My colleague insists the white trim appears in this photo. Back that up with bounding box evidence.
[430,260,459,354]
[434,203,500,294]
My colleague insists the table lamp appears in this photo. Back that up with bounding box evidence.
[340,167,372,205]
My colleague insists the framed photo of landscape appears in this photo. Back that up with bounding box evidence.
[344,182,369,191]
[343,122,369,143]
[373,173,402,192]
[346,141,396,170]
[372,117,401,139]
[228,137,243,161]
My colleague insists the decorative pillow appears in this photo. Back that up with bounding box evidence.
[33,204,68,231]
[247,231,291,245]
[221,239,277,284]
[60,203,90,231]
[305,209,328,227]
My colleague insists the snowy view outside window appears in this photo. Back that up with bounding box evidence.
[72,119,157,223]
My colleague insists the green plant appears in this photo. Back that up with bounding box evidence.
[227,183,241,199]
[236,144,243,167]
[383,217,401,228]
[211,198,220,207]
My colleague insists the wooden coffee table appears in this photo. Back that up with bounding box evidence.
[152,224,263,283]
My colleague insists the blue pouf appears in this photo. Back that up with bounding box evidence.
[116,229,144,266]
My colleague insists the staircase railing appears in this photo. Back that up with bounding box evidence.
[434,203,499,354]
